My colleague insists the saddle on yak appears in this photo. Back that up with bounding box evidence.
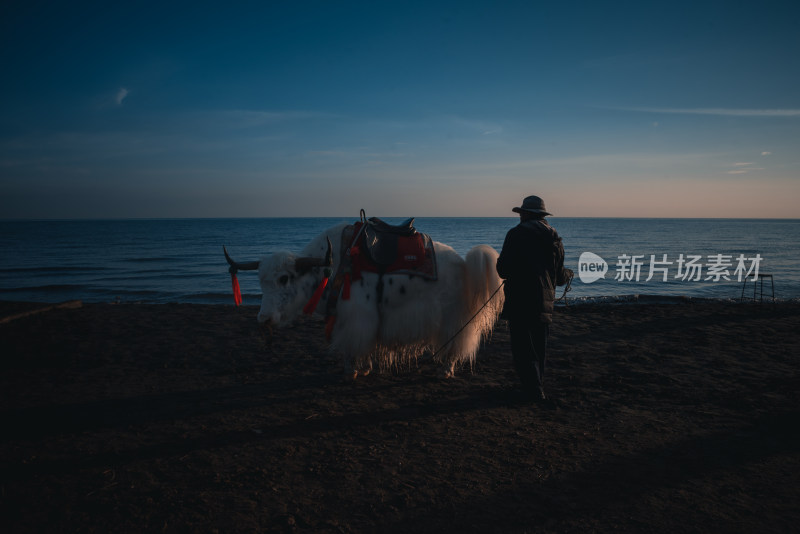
[322,210,438,338]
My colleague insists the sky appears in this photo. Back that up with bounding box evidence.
[1,0,799,219]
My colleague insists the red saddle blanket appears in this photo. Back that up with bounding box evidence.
[348,221,438,281]
[322,219,438,338]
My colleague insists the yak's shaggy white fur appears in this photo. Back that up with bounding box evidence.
[246,222,504,378]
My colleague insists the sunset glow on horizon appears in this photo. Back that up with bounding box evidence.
[1,1,798,219]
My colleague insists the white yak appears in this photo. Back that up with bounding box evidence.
[224,220,504,379]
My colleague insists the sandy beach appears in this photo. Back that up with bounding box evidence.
[1,299,798,533]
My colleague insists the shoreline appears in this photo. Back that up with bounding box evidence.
[2,292,797,316]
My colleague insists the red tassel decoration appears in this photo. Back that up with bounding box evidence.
[303,277,329,315]
[325,315,337,340]
[231,274,242,306]
[342,272,351,300]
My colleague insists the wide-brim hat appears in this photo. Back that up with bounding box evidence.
[512,195,551,216]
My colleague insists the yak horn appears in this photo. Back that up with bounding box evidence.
[294,237,333,274]
[223,246,260,273]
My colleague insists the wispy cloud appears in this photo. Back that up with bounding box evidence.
[306,150,346,157]
[115,88,129,105]
[727,162,765,175]
[761,151,772,156]
[447,116,504,136]
[304,147,407,164]
[606,106,800,117]
[195,109,340,130]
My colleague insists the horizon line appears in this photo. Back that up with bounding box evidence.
[3,215,799,222]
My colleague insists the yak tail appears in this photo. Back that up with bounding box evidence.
[462,244,505,348]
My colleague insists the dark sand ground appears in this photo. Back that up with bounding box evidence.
[1,300,798,533]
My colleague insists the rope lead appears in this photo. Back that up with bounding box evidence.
[432,267,573,359]
[431,280,505,359]
[556,268,574,305]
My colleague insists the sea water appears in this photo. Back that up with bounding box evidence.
[1,218,798,305]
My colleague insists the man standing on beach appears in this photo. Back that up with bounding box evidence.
[497,195,570,403]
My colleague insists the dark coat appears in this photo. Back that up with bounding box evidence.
[496,219,566,324]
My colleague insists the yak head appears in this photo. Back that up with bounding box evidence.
[223,237,332,327]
